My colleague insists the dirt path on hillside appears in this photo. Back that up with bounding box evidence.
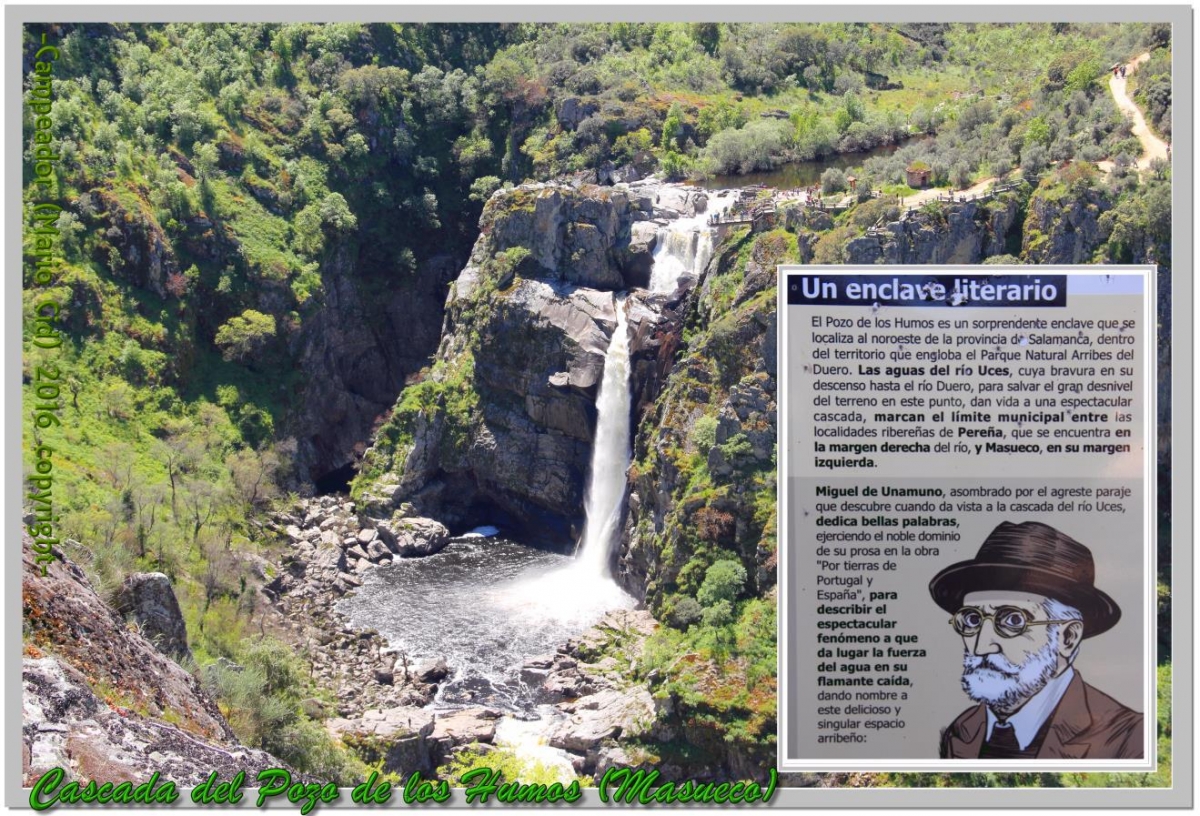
[899,175,999,209]
[1099,51,1168,173]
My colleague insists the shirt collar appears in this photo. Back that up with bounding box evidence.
[985,666,1076,751]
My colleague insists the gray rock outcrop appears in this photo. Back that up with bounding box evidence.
[23,657,298,789]
[113,573,192,663]
[1021,186,1112,264]
[844,195,1022,265]
[482,182,649,290]
[357,182,712,537]
[22,536,232,743]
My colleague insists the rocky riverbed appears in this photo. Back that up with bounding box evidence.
[261,495,457,716]
[262,495,662,778]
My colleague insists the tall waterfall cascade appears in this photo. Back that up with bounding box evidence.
[574,297,632,576]
[336,187,735,711]
[573,191,733,576]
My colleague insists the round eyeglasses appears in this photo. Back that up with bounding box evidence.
[950,606,1075,638]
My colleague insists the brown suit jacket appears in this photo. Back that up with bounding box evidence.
[940,672,1144,759]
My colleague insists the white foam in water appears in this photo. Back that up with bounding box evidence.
[648,191,735,293]
[460,525,500,538]
[493,712,577,784]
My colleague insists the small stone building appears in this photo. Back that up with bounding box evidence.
[906,162,932,188]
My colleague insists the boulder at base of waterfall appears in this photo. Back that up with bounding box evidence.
[376,516,451,558]
[413,658,450,684]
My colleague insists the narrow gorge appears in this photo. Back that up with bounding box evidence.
[262,181,746,778]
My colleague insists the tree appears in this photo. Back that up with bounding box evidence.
[661,102,685,151]
[821,167,847,194]
[689,23,721,56]
[1065,58,1102,94]
[1020,143,1049,178]
[318,192,357,233]
[1024,116,1052,150]
[214,310,276,363]
[697,559,747,608]
[155,419,202,522]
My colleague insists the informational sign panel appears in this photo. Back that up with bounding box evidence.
[778,266,1155,773]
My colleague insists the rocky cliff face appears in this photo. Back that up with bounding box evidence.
[23,657,291,789]
[354,181,703,540]
[618,230,779,610]
[291,251,460,485]
[21,535,296,786]
[1021,184,1112,264]
[844,193,1023,265]
[607,227,784,781]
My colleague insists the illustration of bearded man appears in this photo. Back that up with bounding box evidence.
[929,521,1143,759]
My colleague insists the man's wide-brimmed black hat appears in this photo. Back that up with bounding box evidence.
[929,521,1121,637]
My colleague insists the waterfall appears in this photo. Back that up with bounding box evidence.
[502,188,734,611]
[574,296,631,577]
[574,190,734,572]
[648,192,735,294]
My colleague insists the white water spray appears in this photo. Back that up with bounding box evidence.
[648,192,735,293]
[574,296,632,576]
[494,294,633,623]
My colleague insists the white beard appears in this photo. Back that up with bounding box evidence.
[961,634,1060,712]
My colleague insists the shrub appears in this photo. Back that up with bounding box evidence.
[666,596,704,629]
[695,505,735,544]
[318,192,357,233]
[443,744,566,786]
[214,310,276,363]
[469,175,502,202]
[701,119,789,175]
[820,167,846,194]
[949,163,972,189]
[1020,143,1049,177]
[701,598,735,628]
[205,641,366,785]
[690,415,719,454]
[659,150,690,181]
[697,559,747,608]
